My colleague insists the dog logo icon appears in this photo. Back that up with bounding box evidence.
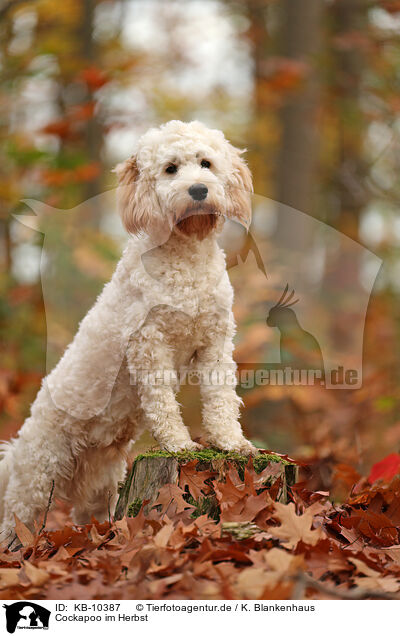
[266,284,324,373]
[3,602,50,633]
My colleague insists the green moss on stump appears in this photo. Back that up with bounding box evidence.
[186,494,220,521]
[134,448,291,474]
[127,497,143,517]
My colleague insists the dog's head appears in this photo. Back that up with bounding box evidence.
[114,120,253,241]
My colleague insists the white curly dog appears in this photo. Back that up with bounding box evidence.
[0,120,255,544]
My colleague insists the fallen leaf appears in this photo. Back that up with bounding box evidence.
[350,558,400,593]
[270,502,324,549]
[0,569,20,589]
[24,562,50,586]
[153,523,174,548]
[368,454,400,484]
[14,515,34,547]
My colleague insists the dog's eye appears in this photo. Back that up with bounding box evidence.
[165,164,178,174]
[201,159,211,169]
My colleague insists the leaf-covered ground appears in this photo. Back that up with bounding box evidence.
[2,453,400,600]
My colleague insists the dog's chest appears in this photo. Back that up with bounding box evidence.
[142,284,229,369]
[145,297,222,343]
[166,305,221,369]
[129,236,232,366]
[142,241,230,316]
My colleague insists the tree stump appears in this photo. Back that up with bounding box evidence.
[114,449,298,521]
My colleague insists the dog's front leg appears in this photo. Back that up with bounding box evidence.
[139,381,200,452]
[127,341,199,453]
[196,340,256,455]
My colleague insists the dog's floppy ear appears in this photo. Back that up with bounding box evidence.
[227,147,253,229]
[114,156,142,234]
[114,155,158,236]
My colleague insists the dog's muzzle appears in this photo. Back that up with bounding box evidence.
[188,183,208,201]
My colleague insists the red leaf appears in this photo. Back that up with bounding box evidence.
[368,454,400,484]
[79,66,109,90]
[74,162,101,182]
[260,57,310,93]
[382,1,400,13]
[71,101,96,121]
[41,119,72,139]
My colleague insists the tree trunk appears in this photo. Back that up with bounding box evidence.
[275,0,323,248]
[330,0,368,240]
[79,0,102,216]
[115,455,180,520]
[114,451,298,520]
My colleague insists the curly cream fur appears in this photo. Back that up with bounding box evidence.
[0,120,254,545]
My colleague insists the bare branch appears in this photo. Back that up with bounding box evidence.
[38,480,55,535]
[293,571,400,601]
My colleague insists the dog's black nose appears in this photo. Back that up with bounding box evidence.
[188,183,208,201]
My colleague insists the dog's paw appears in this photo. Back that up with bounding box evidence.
[179,440,203,452]
[232,439,258,456]
[214,438,257,456]
[162,440,203,453]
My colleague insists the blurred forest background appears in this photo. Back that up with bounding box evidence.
[1,0,400,495]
